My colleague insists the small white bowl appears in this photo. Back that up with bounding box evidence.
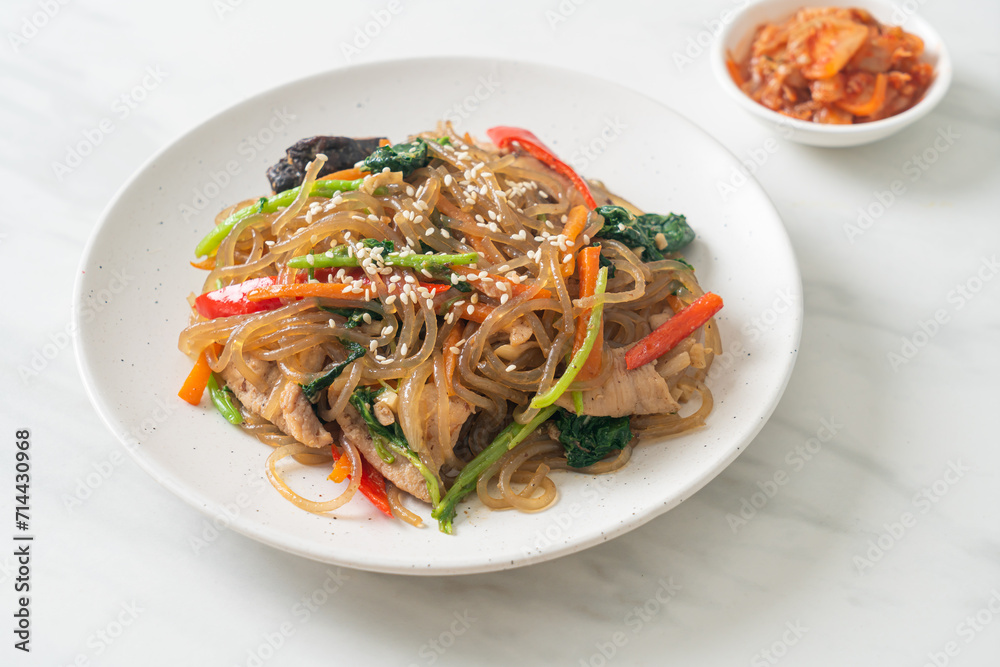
[711,0,952,147]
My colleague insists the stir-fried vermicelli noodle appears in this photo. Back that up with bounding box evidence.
[178,123,723,533]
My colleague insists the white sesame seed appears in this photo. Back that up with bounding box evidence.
[505,364,517,372]
[449,346,460,354]
[406,186,415,197]
[369,340,377,352]
[426,299,433,309]
[444,174,453,186]
[500,293,509,305]
[470,293,479,304]
[466,305,475,315]
[399,343,408,356]
[385,295,397,305]
[362,312,372,324]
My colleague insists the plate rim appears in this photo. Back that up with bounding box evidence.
[73,55,803,575]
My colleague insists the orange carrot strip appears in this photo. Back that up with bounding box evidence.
[245,282,369,302]
[453,302,494,323]
[190,256,216,270]
[560,205,589,277]
[319,167,364,181]
[572,246,604,381]
[178,345,218,405]
[442,325,464,396]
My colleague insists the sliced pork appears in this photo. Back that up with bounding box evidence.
[554,347,679,418]
[220,351,332,448]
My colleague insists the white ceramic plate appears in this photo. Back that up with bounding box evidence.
[75,57,802,575]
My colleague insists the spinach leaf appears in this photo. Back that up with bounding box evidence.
[361,238,395,254]
[348,386,398,463]
[299,339,365,403]
[362,139,430,177]
[348,386,442,504]
[553,408,632,468]
[594,205,695,261]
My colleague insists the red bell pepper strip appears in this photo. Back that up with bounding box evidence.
[330,445,393,517]
[194,277,284,319]
[486,126,597,209]
[625,292,724,370]
[197,273,451,318]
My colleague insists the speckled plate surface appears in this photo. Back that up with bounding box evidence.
[74,57,802,575]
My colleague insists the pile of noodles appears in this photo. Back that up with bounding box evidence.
[178,123,722,525]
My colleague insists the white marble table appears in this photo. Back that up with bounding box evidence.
[3,1,998,664]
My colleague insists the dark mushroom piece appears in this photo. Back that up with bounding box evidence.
[265,135,387,194]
